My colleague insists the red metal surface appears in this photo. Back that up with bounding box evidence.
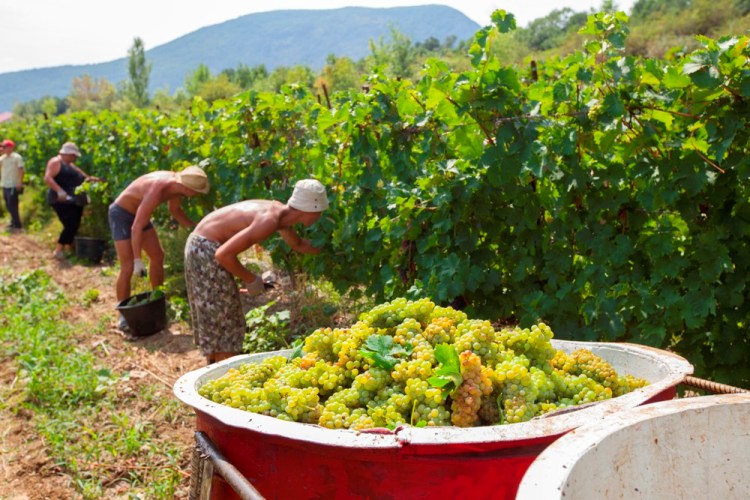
[199,385,678,500]
[198,411,552,500]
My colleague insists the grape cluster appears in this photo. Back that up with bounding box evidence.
[453,319,501,362]
[450,351,493,427]
[423,316,456,346]
[198,298,650,430]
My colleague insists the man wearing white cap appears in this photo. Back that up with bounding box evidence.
[184,178,328,364]
[110,166,210,331]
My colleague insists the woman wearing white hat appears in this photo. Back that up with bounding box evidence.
[44,142,101,258]
[184,178,329,364]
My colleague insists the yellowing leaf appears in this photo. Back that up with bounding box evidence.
[685,136,709,154]
[647,109,674,128]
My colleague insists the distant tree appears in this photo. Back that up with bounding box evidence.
[318,55,362,94]
[185,64,212,96]
[417,36,442,52]
[41,97,61,117]
[256,65,315,93]
[67,75,116,112]
[151,88,190,112]
[368,26,416,78]
[485,31,531,66]
[221,63,269,89]
[517,8,587,51]
[126,37,152,107]
[12,95,67,119]
[630,0,691,20]
[197,74,242,103]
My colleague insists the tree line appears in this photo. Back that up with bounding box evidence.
[10,0,750,119]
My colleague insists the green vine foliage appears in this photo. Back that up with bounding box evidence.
[4,11,750,385]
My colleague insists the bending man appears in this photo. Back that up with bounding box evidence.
[109,166,210,329]
[185,179,328,364]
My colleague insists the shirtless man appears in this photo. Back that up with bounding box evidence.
[108,166,210,328]
[184,178,328,364]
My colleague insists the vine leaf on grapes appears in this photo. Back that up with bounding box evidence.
[428,344,463,397]
[290,337,304,359]
[358,334,413,371]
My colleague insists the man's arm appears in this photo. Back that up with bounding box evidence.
[130,190,162,259]
[278,228,322,254]
[215,218,278,282]
[167,197,196,228]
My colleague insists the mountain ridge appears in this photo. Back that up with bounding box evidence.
[0,5,480,112]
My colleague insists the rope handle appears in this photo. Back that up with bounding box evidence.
[680,376,749,394]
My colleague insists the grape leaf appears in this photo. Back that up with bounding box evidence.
[428,344,463,396]
[289,337,304,360]
[358,334,413,371]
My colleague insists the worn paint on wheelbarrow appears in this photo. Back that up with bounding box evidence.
[173,340,693,500]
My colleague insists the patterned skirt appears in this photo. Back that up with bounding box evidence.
[184,233,247,356]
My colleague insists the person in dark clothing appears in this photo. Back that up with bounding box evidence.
[43,142,100,259]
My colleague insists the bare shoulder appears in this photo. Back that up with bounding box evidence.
[131,171,174,193]
[46,155,61,168]
[114,171,171,208]
[196,199,283,240]
[212,200,281,222]
[144,171,175,187]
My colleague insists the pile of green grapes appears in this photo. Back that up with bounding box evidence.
[198,298,648,430]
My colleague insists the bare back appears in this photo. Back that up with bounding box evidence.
[113,171,178,214]
[194,200,286,244]
[190,199,321,286]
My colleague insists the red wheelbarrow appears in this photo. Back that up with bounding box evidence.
[175,340,693,500]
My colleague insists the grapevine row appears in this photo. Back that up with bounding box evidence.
[3,12,750,385]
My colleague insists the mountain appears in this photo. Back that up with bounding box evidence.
[0,5,480,112]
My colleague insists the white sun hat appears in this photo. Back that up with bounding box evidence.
[287,179,329,212]
[59,142,81,156]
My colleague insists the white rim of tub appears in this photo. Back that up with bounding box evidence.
[173,339,693,448]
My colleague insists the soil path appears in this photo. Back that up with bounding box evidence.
[0,233,204,499]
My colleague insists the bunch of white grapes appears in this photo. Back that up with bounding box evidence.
[199,298,648,430]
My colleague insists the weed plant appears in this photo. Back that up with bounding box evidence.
[0,269,187,498]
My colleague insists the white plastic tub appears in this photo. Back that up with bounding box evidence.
[516,393,750,500]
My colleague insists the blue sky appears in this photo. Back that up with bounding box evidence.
[0,0,636,74]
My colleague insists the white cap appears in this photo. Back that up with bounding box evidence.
[287,179,329,212]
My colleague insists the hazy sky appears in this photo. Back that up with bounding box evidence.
[0,0,637,74]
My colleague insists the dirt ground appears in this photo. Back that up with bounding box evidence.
[0,233,206,499]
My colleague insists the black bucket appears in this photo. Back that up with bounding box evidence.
[75,237,106,264]
[116,291,167,337]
